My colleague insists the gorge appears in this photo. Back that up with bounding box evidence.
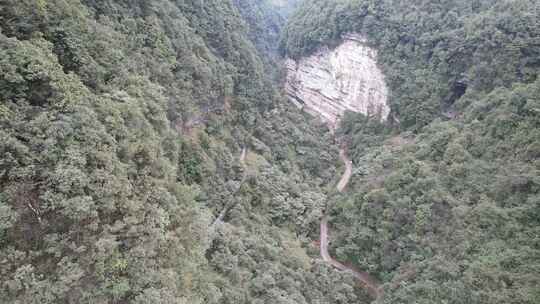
[1,0,539,303]
[283,32,388,298]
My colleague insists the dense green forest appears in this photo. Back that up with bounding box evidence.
[282,0,540,303]
[1,0,539,303]
[0,0,368,303]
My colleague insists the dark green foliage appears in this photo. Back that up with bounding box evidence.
[233,0,284,58]
[3,0,537,302]
[332,82,540,303]
[233,0,301,83]
[282,1,540,303]
[0,0,364,303]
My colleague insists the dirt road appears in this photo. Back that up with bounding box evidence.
[320,148,383,299]
[336,149,353,192]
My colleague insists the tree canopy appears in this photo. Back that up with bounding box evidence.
[0,0,365,303]
[283,1,540,303]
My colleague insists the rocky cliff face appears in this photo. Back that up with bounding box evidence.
[285,34,389,127]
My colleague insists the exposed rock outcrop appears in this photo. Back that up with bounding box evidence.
[285,34,389,127]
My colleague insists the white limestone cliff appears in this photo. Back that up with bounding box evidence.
[285,34,389,127]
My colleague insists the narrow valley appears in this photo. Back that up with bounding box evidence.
[1,1,539,304]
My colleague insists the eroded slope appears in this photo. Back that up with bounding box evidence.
[285,34,389,126]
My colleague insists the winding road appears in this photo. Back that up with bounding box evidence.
[320,148,383,299]
[212,146,382,298]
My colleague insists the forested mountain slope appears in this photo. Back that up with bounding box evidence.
[0,1,370,303]
[233,0,283,58]
[282,0,540,303]
[2,0,538,303]
[233,0,299,81]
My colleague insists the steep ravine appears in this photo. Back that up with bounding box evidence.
[285,33,390,128]
[284,33,389,299]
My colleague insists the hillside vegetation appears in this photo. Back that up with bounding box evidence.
[282,0,540,303]
[0,1,371,303]
[2,0,539,303]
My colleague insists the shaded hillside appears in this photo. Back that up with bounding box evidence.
[233,0,284,58]
[233,0,300,81]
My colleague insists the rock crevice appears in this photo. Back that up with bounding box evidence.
[285,33,389,126]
